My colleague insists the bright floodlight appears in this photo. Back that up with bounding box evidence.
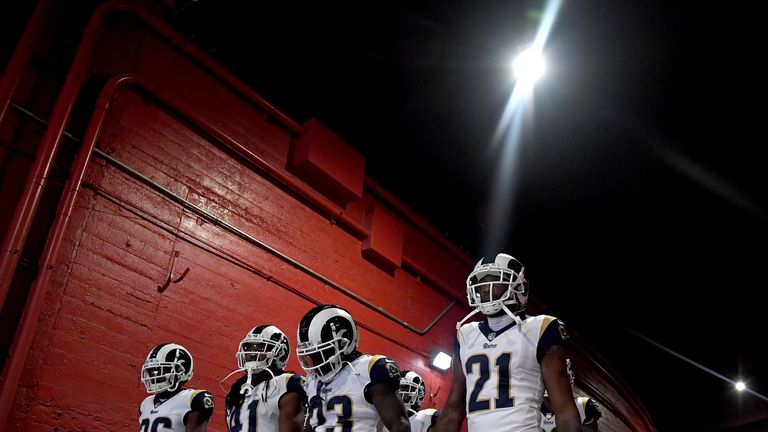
[429,350,452,371]
[511,48,546,88]
[736,381,746,391]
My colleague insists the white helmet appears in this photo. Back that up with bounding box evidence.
[141,343,194,393]
[399,371,427,412]
[296,305,359,382]
[237,325,290,373]
[466,253,528,315]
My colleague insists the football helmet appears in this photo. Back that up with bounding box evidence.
[141,343,194,393]
[466,253,528,316]
[296,304,359,381]
[399,371,427,412]
[237,325,290,373]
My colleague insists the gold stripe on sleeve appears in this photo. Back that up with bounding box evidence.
[189,389,204,403]
[539,315,556,339]
[368,355,386,373]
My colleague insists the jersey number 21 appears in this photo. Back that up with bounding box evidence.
[465,353,514,413]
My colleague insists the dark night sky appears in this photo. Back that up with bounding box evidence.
[171,1,768,430]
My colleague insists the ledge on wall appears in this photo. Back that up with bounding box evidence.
[362,206,404,274]
[288,118,365,207]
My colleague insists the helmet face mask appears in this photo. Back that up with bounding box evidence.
[141,343,193,394]
[466,253,528,315]
[296,337,348,379]
[297,305,358,382]
[237,325,290,373]
[398,371,426,412]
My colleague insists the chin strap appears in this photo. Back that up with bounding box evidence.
[218,366,275,397]
[455,308,480,330]
[218,368,245,394]
[501,303,524,329]
[455,304,524,330]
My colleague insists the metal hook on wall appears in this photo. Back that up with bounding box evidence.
[157,250,190,293]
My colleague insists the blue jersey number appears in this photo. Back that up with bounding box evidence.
[465,353,515,413]
[307,395,353,432]
[228,399,259,432]
[326,395,353,432]
[140,417,172,432]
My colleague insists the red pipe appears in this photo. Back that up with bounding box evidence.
[0,73,131,428]
[0,0,476,312]
[0,73,451,426]
[0,1,473,425]
[0,0,51,126]
[0,0,112,311]
[0,72,362,428]
[0,0,309,312]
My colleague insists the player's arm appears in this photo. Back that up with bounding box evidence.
[278,392,304,432]
[432,349,465,432]
[365,357,410,432]
[186,411,209,432]
[279,374,308,432]
[186,391,215,432]
[370,382,411,432]
[541,345,580,432]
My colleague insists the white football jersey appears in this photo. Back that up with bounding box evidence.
[226,372,305,432]
[139,388,214,432]
[305,354,401,432]
[409,408,439,432]
[540,409,556,432]
[380,407,440,432]
[539,396,602,431]
[456,314,568,432]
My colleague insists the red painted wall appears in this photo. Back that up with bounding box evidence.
[7,27,467,432]
[0,3,653,431]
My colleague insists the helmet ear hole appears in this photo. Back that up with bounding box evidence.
[340,328,358,355]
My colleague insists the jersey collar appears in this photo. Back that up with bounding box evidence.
[478,314,526,341]
[153,387,183,408]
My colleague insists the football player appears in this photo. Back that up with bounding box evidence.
[297,304,410,432]
[398,371,440,432]
[540,359,602,432]
[434,253,581,432]
[139,343,214,432]
[224,325,307,432]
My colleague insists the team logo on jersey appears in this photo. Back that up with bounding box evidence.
[385,361,400,378]
[203,395,214,409]
[558,324,569,341]
[487,332,497,341]
[482,343,497,349]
